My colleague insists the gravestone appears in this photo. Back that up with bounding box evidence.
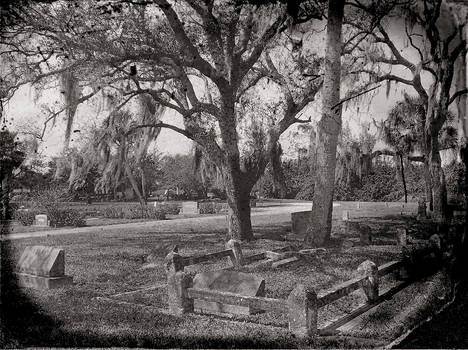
[192,270,265,315]
[417,198,426,220]
[291,211,311,235]
[182,201,199,215]
[396,228,407,246]
[342,210,350,221]
[15,246,73,289]
[359,224,372,245]
[33,214,49,227]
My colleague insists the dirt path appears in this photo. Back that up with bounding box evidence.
[1,202,314,240]
[1,201,415,241]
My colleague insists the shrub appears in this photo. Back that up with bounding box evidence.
[103,204,167,220]
[48,208,86,227]
[198,202,227,214]
[13,210,37,226]
[444,161,466,204]
[153,202,180,215]
[13,208,86,227]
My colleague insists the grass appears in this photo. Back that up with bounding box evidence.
[0,202,453,348]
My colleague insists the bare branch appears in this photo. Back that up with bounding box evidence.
[449,89,468,106]
[333,84,381,109]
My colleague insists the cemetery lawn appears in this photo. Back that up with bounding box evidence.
[2,215,428,348]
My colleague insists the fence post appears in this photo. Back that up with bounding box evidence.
[287,284,317,339]
[165,247,193,315]
[357,260,379,302]
[226,239,243,267]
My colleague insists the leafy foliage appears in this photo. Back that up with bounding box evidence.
[13,208,86,227]
[198,202,227,214]
[445,161,466,205]
[102,204,168,220]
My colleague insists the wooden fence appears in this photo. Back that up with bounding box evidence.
[164,237,440,339]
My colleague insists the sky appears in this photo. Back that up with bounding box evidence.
[2,8,460,161]
[3,80,408,159]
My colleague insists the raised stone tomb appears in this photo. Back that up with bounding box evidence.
[16,245,73,289]
[291,211,312,235]
[193,270,265,315]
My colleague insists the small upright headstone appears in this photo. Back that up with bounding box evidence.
[33,214,49,227]
[396,228,407,246]
[192,270,265,315]
[15,246,73,289]
[417,198,426,220]
[182,201,198,215]
[359,224,372,245]
[342,210,350,221]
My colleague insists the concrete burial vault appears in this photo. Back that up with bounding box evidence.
[193,270,265,315]
[15,245,73,290]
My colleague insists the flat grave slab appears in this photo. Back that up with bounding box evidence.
[16,245,73,290]
[193,270,265,315]
[271,256,299,268]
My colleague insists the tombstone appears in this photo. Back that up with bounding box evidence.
[192,270,265,315]
[342,210,350,221]
[417,198,426,220]
[15,246,73,289]
[396,228,407,246]
[359,224,372,245]
[182,201,199,215]
[33,214,49,227]
[291,211,312,235]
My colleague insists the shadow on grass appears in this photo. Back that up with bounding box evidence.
[1,239,61,348]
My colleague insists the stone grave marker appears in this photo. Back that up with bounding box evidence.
[396,228,407,246]
[193,270,265,315]
[291,211,311,235]
[16,245,73,289]
[34,214,49,227]
[182,201,199,215]
[359,224,372,245]
[417,198,426,220]
[342,210,350,221]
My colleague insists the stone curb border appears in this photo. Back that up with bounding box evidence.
[384,278,461,349]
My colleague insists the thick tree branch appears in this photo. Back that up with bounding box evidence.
[449,89,468,106]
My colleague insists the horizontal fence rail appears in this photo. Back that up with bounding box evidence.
[182,249,233,267]
[187,288,287,313]
[242,246,293,265]
[165,235,441,339]
[378,260,402,277]
[317,275,366,308]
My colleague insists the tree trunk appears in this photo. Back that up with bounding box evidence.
[140,165,147,200]
[54,104,77,181]
[306,0,344,246]
[1,174,9,220]
[428,133,447,222]
[423,159,433,211]
[270,143,287,198]
[399,154,407,203]
[124,164,146,206]
[223,166,254,241]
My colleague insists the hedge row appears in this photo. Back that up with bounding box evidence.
[102,204,178,219]
[14,209,86,227]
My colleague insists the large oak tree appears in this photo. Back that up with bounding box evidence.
[1,0,324,240]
